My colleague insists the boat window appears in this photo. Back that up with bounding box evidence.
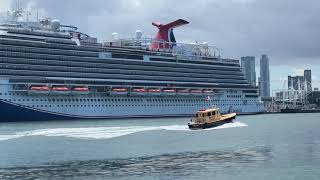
[207,112,212,116]
[196,113,199,118]
[212,111,216,115]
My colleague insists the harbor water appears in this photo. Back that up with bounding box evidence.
[0,113,320,179]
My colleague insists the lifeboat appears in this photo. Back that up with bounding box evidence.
[29,85,51,95]
[51,86,70,95]
[203,89,214,95]
[147,88,161,96]
[190,89,203,96]
[177,89,189,95]
[71,87,90,95]
[131,88,147,96]
[162,88,176,95]
[110,87,128,95]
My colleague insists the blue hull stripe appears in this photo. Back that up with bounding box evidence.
[0,100,76,121]
[0,100,193,122]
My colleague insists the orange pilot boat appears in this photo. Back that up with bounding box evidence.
[188,108,236,130]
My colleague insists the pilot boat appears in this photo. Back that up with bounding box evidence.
[188,108,236,130]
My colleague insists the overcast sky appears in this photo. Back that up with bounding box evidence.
[1,0,319,90]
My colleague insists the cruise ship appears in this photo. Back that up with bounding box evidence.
[0,9,264,121]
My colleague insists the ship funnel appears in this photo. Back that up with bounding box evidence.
[150,19,189,50]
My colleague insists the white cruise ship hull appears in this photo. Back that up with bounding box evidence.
[0,83,264,122]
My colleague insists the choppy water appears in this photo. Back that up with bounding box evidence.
[0,114,320,179]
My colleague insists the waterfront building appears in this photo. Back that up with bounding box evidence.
[287,70,312,91]
[259,55,270,97]
[241,56,256,87]
[304,70,312,92]
[288,76,305,90]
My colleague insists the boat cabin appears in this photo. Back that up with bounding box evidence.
[192,108,221,124]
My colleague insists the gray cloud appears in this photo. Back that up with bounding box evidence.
[6,0,320,65]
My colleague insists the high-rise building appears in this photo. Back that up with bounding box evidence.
[287,70,312,91]
[259,55,270,97]
[304,70,312,92]
[241,56,256,86]
[288,76,305,90]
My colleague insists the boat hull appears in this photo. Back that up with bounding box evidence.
[280,108,320,113]
[188,116,235,130]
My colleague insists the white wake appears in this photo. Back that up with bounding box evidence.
[0,121,247,141]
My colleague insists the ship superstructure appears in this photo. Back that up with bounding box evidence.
[0,9,264,121]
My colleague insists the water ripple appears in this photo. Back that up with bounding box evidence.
[0,147,271,179]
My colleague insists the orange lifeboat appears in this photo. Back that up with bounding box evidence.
[177,89,189,95]
[29,85,51,94]
[110,87,128,95]
[203,89,214,95]
[72,87,90,94]
[162,89,176,95]
[131,88,147,96]
[51,86,70,94]
[190,89,203,96]
[30,86,50,91]
[147,88,161,95]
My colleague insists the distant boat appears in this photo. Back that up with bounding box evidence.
[188,108,236,130]
[280,107,320,113]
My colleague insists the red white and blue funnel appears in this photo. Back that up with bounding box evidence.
[150,19,189,50]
